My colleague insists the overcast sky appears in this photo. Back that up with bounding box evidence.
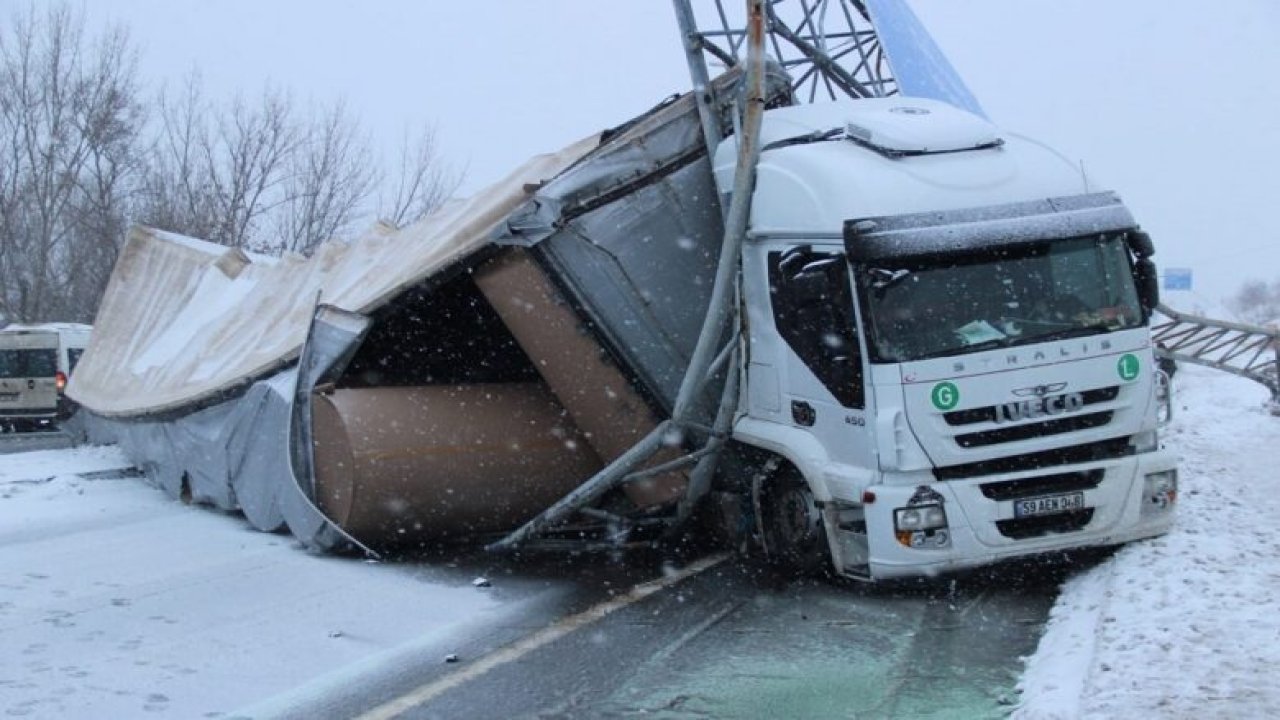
[26,0,1280,308]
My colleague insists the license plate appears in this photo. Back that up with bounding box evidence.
[1014,492,1085,518]
[0,392,17,402]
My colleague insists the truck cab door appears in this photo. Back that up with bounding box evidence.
[766,246,877,480]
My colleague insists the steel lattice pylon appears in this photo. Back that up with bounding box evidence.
[1153,304,1280,404]
[676,0,897,105]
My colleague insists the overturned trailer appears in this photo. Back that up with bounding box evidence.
[69,67,791,553]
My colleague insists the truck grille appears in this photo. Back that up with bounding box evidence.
[934,436,1134,480]
[943,386,1120,426]
[954,411,1113,447]
[980,469,1104,501]
[997,509,1094,539]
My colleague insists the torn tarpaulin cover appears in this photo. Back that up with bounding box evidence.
[68,67,785,552]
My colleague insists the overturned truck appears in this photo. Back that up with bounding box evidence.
[73,10,1179,579]
[71,67,777,555]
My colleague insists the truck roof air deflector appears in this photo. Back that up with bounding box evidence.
[844,192,1137,262]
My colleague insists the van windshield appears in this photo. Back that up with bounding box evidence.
[0,349,58,378]
[856,234,1143,363]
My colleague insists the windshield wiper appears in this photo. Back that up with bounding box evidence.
[865,268,911,295]
[1010,322,1116,346]
[760,127,844,154]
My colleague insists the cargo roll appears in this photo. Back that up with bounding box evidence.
[474,250,689,509]
[311,383,603,546]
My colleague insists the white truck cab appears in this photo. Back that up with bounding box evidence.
[716,97,1177,580]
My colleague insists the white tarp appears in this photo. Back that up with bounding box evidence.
[68,135,599,417]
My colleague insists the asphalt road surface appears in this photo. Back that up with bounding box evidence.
[2,445,1067,719]
[274,551,1065,720]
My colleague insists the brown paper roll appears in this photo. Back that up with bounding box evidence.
[312,383,603,546]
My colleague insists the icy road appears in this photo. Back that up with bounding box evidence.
[1,364,1277,718]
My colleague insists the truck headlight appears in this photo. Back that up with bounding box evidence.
[1141,469,1177,516]
[894,503,950,548]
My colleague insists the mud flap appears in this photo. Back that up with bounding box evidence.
[280,303,374,554]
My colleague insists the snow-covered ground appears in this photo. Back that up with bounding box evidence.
[3,363,1276,718]
[1016,363,1280,718]
[0,446,587,718]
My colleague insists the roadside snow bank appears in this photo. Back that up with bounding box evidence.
[0,444,552,718]
[0,445,131,484]
[1015,364,1280,718]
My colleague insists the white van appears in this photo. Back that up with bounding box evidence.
[0,323,91,431]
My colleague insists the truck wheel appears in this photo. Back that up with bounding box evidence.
[757,467,829,575]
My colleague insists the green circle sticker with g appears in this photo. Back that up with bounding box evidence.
[931,381,959,411]
[1117,353,1140,381]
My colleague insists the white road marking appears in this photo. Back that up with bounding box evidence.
[353,552,730,720]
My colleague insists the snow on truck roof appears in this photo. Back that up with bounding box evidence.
[721,97,1092,234]
[67,135,600,418]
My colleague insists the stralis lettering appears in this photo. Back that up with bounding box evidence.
[994,392,1085,424]
[951,339,1114,373]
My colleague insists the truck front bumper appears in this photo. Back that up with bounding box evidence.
[844,448,1176,581]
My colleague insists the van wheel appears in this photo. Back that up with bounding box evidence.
[755,464,829,575]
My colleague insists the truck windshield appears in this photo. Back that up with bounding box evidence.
[856,234,1143,363]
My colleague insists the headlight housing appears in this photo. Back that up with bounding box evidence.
[1141,469,1177,516]
[894,502,950,548]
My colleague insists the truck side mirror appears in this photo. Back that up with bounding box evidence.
[1127,230,1155,258]
[1135,257,1159,312]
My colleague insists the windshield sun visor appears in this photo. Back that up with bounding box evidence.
[843,192,1137,263]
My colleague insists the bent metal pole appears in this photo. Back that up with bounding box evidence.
[489,0,768,552]
[671,0,766,423]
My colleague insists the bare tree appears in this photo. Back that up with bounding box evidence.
[1228,279,1280,325]
[276,100,376,254]
[0,3,460,325]
[378,125,461,229]
[136,72,222,242]
[207,87,296,249]
[0,4,143,323]
[138,77,298,251]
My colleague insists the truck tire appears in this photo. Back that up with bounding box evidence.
[756,464,830,575]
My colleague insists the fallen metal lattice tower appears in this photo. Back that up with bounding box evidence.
[1153,303,1280,403]
[675,0,898,104]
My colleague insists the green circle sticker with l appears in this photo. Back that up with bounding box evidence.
[1117,353,1140,381]
[931,381,959,411]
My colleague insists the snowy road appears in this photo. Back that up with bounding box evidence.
[0,430,74,455]
[3,365,1276,718]
[0,447,661,718]
[1,449,1054,719]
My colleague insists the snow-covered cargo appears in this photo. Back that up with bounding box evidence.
[69,67,789,551]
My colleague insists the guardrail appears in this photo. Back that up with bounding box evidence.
[1153,303,1279,407]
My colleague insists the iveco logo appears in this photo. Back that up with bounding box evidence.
[995,391,1085,424]
[1011,382,1068,398]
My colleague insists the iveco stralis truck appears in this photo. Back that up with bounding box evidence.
[718,97,1177,580]
[68,76,1177,583]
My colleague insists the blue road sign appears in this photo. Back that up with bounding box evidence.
[1163,268,1193,291]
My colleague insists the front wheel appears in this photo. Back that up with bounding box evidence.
[755,464,830,575]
